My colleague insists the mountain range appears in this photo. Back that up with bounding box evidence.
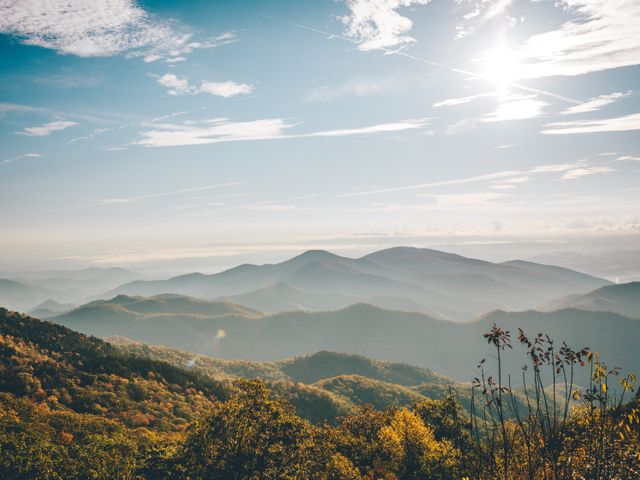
[101,247,610,321]
[539,281,640,318]
[0,308,472,424]
[49,281,640,384]
[0,267,146,311]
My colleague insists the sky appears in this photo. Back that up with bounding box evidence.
[1,0,639,274]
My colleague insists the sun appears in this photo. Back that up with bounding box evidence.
[481,45,522,93]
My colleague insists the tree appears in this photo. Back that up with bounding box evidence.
[167,380,319,479]
[379,408,460,480]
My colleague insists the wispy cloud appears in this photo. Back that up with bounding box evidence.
[561,166,615,179]
[541,113,640,135]
[0,153,42,166]
[445,118,477,135]
[562,91,632,115]
[337,161,588,197]
[490,176,531,189]
[455,0,513,39]
[337,170,520,197]
[516,0,640,78]
[67,128,110,144]
[135,117,430,147]
[0,102,44,117]
[95,182,243,205]
[433,92,496,108]
[483,94,548,122]
[418,191,507,206]
[19,120,78,137]
[616,155,640,162]
[137,118,292,147]
[341,0,430,51]
[156,74,254,97]
[306,76,405,103]
[30,72,102,89]
[0,0,234,61]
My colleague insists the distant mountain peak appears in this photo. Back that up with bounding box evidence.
[293,249,342,260]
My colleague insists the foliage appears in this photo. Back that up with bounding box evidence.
[0,308,225,431]
[1,307,639,479]
[470,323,640,480]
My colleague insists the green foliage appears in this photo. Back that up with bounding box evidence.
[165,380,320,479]
[0,393,157,480]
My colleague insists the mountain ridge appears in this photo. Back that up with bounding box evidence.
[99,246,610,321]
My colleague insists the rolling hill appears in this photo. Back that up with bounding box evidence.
[113,340,471,421]
[28,299,76,318]
[0,307,226,432]
[0,278,71,311]
[101,247,609,321]
[50,296,640,385]
[8,266,146,300]
[540,282,640,318]
[1,308,476,425]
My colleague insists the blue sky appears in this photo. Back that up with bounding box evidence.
[1,0,639,273]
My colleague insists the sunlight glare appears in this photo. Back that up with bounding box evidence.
[481,45,521,93]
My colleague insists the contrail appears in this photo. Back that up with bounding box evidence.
[261,15,581,105]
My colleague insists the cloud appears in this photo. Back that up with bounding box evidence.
[306,76,405,103]
[616,155,640,162]
[156,74,253,97]
[419,192,507,206]
[30,72,102,89]
[0,0,234,61]
[561,166,615,179]
[455,0,513,39]
[483,94,548,122]
[490,176,531,189]
[67,128,110,144]
[445,118,478,135]
[306,120,429,137]
[137,118,292,147]
[562,91,632,115]
[353,191,508,212]
[541,113,640,134]
[0,102,44,117]
[341,0,430,51]
[157,74,195,95]
[95,182,242,205]
[199,81,254,98]
[433,92,496,107]
[515,0,640,77]
[0,152,42,166]
[135,117,429,147]
[336,161,589,197]
[19,120,78,136]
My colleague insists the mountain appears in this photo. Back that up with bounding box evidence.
[218,282,447,317]
[217,282,363,313]
[102,247,610,320]
[5,266,147,304]
[49,294,263,354]
[0,278,71,311]
[1,308,473,426]
[530,249,640,283]
[50,298,640,385]
[28,299,76,318]
[113,341,468,422]
[0,307,226,432]
[540,282,640,318]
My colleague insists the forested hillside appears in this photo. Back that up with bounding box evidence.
[52,297,640,384]
[2,308,639,479]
